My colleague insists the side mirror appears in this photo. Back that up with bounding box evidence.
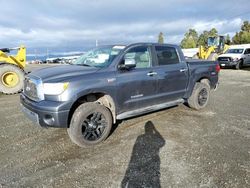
[124,58,136,69]
[118,58,136,70]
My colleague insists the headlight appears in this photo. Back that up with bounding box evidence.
[43,82,69,95]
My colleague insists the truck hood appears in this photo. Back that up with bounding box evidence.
[29,65,99,82]
[218,53,242,58]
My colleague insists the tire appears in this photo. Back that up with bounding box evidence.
[235,60,243,70]
[207,53,218,61]
[188,82,210,110]
[200,79,210,88]
[0,64,25,94]
[67,102,113,147]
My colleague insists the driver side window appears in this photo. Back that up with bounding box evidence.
[123,46,151,68]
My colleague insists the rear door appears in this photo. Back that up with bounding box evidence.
[152,45,189,102]
[116,45,158,113]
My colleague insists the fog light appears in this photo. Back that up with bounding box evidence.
[44,115,55,126]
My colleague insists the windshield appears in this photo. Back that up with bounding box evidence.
[226,49,244,54]
[207,37,219,47]
[73,45,125,68]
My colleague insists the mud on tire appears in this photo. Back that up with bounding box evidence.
[188,82,210,110]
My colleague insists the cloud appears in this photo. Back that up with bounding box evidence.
[193,18,243,34]
[0,18,243,47]
[0,0,249,52]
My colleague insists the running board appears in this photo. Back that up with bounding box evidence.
[117,99,184,120]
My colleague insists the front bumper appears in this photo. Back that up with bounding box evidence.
[219,60,238,67]
[20,93,71,128]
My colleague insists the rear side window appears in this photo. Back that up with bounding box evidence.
[155,46,179,65]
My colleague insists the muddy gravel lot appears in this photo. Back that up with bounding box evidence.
[0,68,250,188]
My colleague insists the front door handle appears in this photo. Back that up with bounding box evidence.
[147,72,157,76]
[180,68,188,72]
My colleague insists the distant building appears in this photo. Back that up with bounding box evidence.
[46,55,81,64]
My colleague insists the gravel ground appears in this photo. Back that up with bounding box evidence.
[0,68,249,188]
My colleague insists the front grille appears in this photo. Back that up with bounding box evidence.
[218,57,232,62]
[23,77,39,101]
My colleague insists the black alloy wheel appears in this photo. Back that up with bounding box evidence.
[82,112,107,141]
[68,102,113,147]
[198,88,208,107]
[187,82,210,110]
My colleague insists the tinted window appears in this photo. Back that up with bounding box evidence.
[155,46,179,65]
[124,46,150,68]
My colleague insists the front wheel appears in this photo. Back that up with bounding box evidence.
[235,60,243,70]
[67,102,112,147]
[188,82,210,110]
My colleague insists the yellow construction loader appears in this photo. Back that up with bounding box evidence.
[0,45,26,94]
[195,35,229,60]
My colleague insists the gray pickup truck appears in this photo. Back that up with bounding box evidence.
[20,43,220,147]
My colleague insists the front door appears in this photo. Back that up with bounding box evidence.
[116,45,157,114]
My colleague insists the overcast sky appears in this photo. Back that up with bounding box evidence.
[1,0,250,53]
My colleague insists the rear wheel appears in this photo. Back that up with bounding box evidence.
[67,102,112,147]
[188,82,210,110]
[0,64,25,94]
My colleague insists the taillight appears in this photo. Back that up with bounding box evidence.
[215,64,220,73]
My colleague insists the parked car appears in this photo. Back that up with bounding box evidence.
[20,43,220,147]
[218,45,250,69]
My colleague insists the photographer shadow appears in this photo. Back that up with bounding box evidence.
[121,121,165,188]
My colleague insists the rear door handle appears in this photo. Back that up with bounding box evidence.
[147,72,157,76]
[180,68,188,72]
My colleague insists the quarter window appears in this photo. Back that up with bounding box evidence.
[155,46,179,65]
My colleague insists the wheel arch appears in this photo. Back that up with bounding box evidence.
[240,58,244,64]
[197,77,211,88]
[185,76,211,99]
[68,92,116,127]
